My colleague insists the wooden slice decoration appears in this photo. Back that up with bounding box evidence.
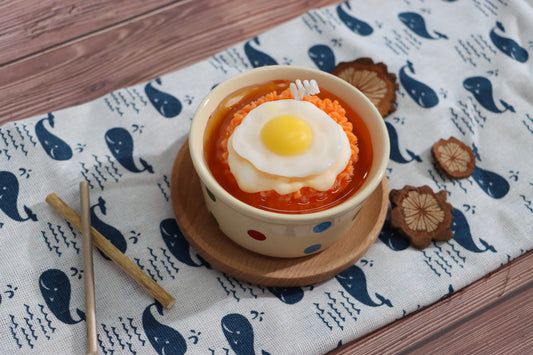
[170,141,388,286]
[332,57,399,118]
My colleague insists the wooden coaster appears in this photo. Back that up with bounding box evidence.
[170,141,389,287]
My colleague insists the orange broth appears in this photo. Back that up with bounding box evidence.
[203,80,373,214]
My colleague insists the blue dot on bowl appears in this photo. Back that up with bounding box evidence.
[313,221,332,233]
[304,244,322,254]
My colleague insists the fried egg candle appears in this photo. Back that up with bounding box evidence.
[228,98,353,196]
[210,83,363,214]
[186,65,389,258]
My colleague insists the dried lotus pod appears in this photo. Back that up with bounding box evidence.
[432,137,476,179]
[332,57,399,118]
[389,185,454,249]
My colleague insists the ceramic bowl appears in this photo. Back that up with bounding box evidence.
[189,65,389,258]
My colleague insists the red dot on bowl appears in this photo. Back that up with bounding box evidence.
[247,230,266,241]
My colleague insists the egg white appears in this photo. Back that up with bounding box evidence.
[227,99,351,194]
[228,133,351,194]
[231,99,347,177]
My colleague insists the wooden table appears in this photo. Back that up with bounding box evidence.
[1,1,531,353]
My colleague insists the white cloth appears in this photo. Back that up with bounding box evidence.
[1,1,532,354]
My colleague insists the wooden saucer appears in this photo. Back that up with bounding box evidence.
[170,141,388,287]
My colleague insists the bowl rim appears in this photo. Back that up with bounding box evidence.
[189,65,390,223]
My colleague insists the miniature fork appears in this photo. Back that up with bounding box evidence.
[290,79,320,100]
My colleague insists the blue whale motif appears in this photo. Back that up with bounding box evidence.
[144,78,182,118]
[0,171,38,222]
[463,76,515,113]
[471,166,509,199]
[335,265,392,308]
[221,313,258,355]
[399,61,439,108]
[160,218,210,268]
[451,209,496,253]
[378,220,410,251]
[91,196,127,259]
[267,287,304,304]
[105,127,154,173]
[490,22,529,63]
[35,113,73,161]
[385,121,422,164]
[439,285,455,301]
[244,37,278,68]
[398,12,448,40]
[336,2,373,36]
[143,302,187,355]
[39,269,85,325]
[308,44,336,72]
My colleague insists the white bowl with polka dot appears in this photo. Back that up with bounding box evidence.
[189,65,389,258]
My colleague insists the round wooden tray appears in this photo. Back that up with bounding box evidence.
[170,141,389,286]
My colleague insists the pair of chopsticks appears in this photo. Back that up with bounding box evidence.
[46,183,176,355]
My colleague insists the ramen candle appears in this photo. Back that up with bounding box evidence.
[189,66,389,258]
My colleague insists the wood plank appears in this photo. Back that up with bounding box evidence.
[411,286,532,354]
[0,0,339,125]
[0,0,179,65]
[331,250,533,354]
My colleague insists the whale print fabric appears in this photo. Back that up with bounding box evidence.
[1,1,532,353]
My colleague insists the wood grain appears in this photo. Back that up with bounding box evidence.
[1,0,532,352]
[0,0,179,65]
[0,0,338,125]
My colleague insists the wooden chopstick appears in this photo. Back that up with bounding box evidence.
[46,192,176,309]
[80,182,98,355]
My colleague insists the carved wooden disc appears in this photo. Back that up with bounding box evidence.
[170,141,388,286]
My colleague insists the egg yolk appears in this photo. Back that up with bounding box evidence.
[260,115,313,156]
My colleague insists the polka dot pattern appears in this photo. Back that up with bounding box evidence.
[206,187,216,202]
[217,218,336,255]
[247,230,266,241]
[304,244,322,254]
[313,221,332,233]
